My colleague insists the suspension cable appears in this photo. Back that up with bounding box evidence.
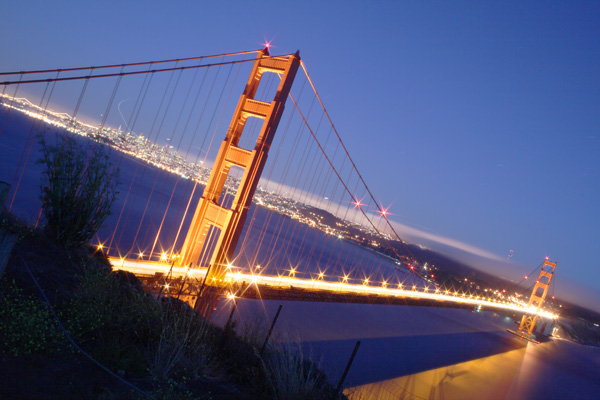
[299,61,420,267]
[0,49,263,76]
[288,92,426,281]
[0,54,294,86]
[514,260,544,288]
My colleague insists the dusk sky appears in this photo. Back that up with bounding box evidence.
[1,1,599,310]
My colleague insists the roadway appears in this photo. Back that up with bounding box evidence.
[109,256,557,320]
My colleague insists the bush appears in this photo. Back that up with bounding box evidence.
[37,133,118,246]
[61,267,158,372]
[0,279,65,356]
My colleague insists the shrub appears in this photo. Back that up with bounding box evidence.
[37,133,118,246]
[61,267,159,372]
[0,279,65,356]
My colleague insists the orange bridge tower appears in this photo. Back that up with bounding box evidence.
[179,49,300,309]
[517,258,557,338]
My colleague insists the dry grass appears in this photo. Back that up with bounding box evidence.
[147,299,210,379]
[262,340,341,400]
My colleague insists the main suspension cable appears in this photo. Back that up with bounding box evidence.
[288,92,426,281]
[0,54,295,86]
[0,49,263,76]
[299,61,420,267]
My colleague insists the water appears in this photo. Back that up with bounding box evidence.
[211,299,600,399]
[0,111,416,286]
[2,111,599,399]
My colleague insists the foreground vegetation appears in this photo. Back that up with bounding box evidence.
[0,132,346,399]
[0,220,344,399]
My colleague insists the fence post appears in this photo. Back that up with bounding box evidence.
[0,182,9,209]
[336,340,361,393]
[0,182,18,281]
[260,304,282,355]
[225,297,237,329]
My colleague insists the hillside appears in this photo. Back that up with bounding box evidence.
[0,216,345,400]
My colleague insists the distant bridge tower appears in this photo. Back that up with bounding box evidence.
[178,49,300,309]
[517,258,557,338]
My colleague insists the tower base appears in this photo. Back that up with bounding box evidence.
[506,329,541,344]
[194,285,223,318]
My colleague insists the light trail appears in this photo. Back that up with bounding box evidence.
[110,257,558,320]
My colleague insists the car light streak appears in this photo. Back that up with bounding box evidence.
[110,257,557,320]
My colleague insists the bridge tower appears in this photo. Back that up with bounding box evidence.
[179,48,300,311]
[517,258,557,338]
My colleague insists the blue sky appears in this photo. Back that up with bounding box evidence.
[1,1,599,310]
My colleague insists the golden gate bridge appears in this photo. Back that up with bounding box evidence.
[0,47,557,339]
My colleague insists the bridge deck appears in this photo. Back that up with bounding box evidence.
[109,257,554,318]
